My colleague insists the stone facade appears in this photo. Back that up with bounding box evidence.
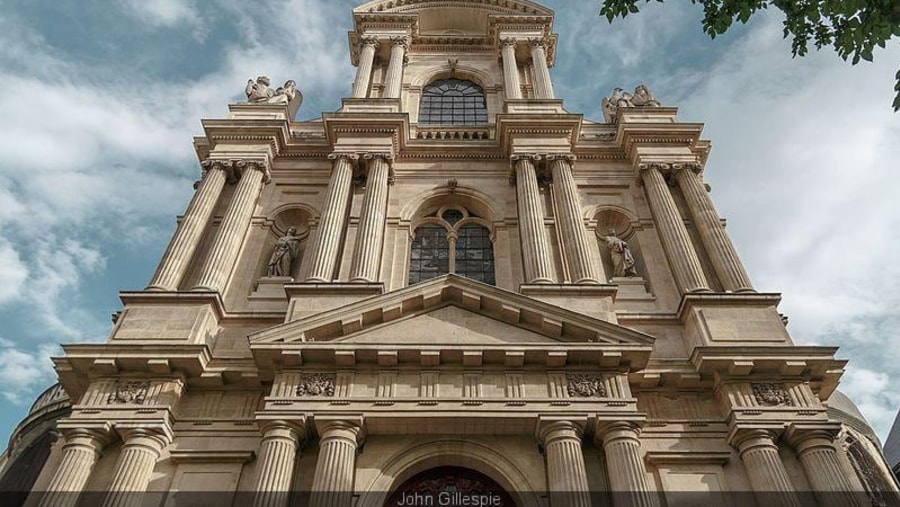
[3,0,900,505]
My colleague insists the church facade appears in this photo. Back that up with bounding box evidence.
[3,0,899,505]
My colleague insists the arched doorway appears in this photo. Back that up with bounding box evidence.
[385,467,518,507]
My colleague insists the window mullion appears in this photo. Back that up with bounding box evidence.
[448,231,458,275]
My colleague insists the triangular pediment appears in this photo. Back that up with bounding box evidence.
[250,275,653,347]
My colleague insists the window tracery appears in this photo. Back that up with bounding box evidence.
[418,79,488,125]
[409,206,495,286]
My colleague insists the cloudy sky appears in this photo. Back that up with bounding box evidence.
[0,0,898,445]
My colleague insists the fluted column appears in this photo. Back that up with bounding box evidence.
[101,428,171,507]
[383,37,409,99]
[192,160,268,292]
[787,427,865,507]
[36,428,109,507]
[512,154,554,283]
[147,160,228,291]
[530,39,554,99]
[351,37,379,99]
[674,164,754,292]
[500,39,522,100]
[548,155,603,284]
[597,422,659,507]
[540,421,591,507]
[639,163,710,293]
[732,429,801,507]
[305,154,356,282]
[350,154,392,282]
[252,421,304,507]
[309,420,362,507]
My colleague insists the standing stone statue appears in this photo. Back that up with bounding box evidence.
[600,229,638,278]
[267,227,303,277]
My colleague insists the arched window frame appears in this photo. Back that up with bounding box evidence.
[409,205,496,285]
[418,78,489,125]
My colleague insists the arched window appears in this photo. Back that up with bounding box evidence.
[418,79,488,125]
[409,207,495,286]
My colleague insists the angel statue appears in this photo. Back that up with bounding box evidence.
[601,84,661,123]
[267,227,303,277]
[245,76,303,108]
[600,228,638,278]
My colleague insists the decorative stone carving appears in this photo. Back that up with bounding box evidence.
[599,229,638,278]
[267,227,303,277]
[752,383,793,407]
[108,380,150,405]
[245,76,302,107]
[295,374,335,397]
[567,374,607,398]
[601,84,661,122]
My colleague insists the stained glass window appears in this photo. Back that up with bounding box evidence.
[408,224,450,285]
[419,79,488,125]
[455,224,495,285]
[408,208,495,286]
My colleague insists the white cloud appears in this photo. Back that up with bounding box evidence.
[0,241,28,304]
[0,339,59,404]
[117,0,199,28]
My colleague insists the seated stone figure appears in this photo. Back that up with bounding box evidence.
[601,84,661,122]
[245,76,302,108]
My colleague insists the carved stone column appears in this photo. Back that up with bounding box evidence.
[548,155,603,284]
[596,422,659,507]
[101,427,171,507]
[252,421,305,507]
[639,163,710,293]
[309,420,363,507]
[383,37,409,99]
[673,164,754,292]
[731,429,801,507]
[351,37,379,99]
[540,421,591,507]
[36,427,110,507]
[500,39,522,100]
[305,154,356,282]
[147,160,228,291]
[512,154,554,284]
[192,160,268,292]
[350,153,392,283]
[529,39,554,99]
[786,426,865,507]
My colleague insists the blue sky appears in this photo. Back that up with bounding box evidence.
[0,0,898,446]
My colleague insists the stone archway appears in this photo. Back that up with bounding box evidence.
[384,467,517,507]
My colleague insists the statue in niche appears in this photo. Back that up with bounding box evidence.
[245,76,301,107]
[600,229,638,278]
[267,227,303,277]
[601,84,661,122]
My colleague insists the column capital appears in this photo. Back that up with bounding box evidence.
[728,427,781,453]
[538,420,584,446]
[58,425,113,454]
[328,152,360,162]
[528,37,549,50]
[259,419,307,446]
[315,418,365,447]
[545,153,577,163]
[201,158,231,173]
[235,159,271,183]
[499,37,519,48]
[362,152,394,162]
[116,421,175,447]
[390,36,411,49]
[510,153,542,163]
[594,420,642,446]
[784,422,842,454]
[359,35,380,48]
